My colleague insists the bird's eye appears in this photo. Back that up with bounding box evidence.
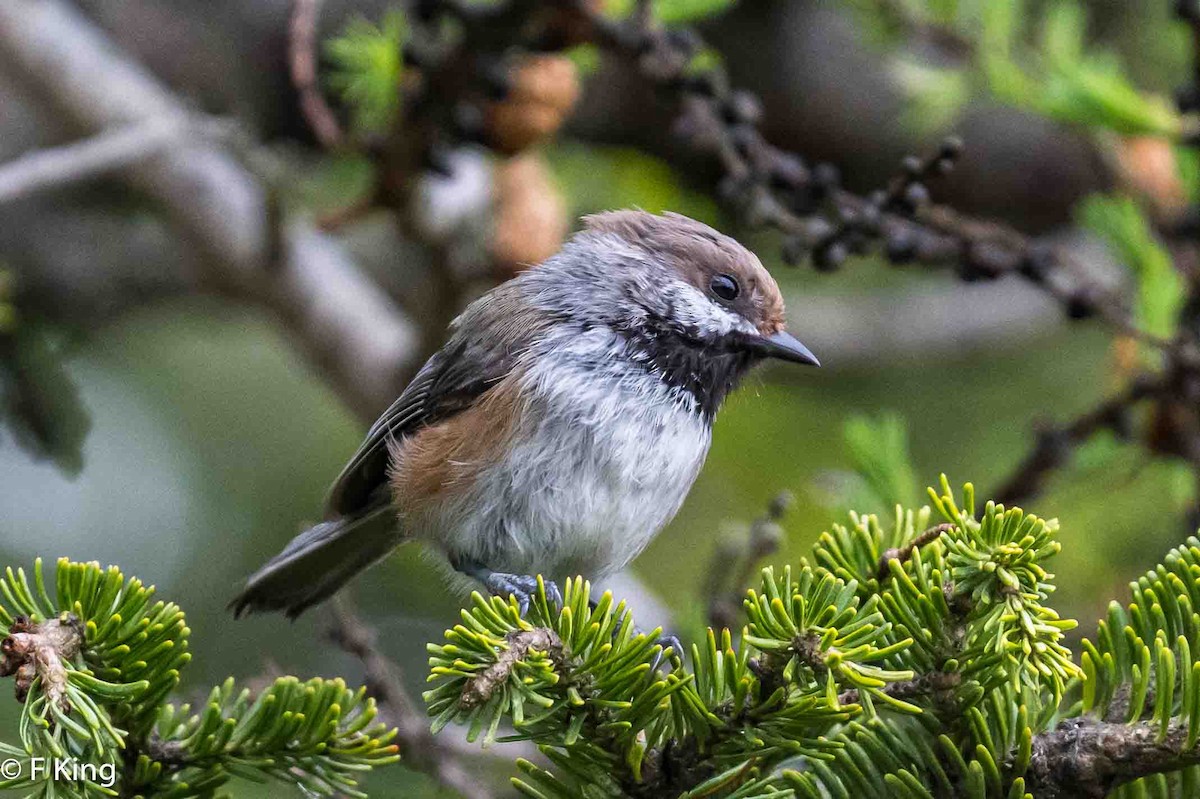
[710,273,740,301]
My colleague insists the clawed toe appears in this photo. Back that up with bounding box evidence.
[483,572,561,617]
[652,632,684,671]
[657,633,683,659]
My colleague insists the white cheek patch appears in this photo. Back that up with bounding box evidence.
[661,280,756,337]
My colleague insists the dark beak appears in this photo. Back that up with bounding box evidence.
[739,330,820,366]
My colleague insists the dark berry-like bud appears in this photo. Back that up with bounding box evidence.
[813,239,848,272]
[1066,293,1096,320]
[453,103,485,140]
[813,162,840,189]
[717,174,745,203]
[932,157,957,176]
[939,135,965,159]
[781,236,807,266]
[684,72,720,97]
[885,229,916,264]
[902,182,930,210]
[726,91,763,126]
[730,124,757,157]
[1019,245,1054,281]
[424,144,455,177]
[481,62,511,101]
[770,153,809,190]
[666,28,702,58]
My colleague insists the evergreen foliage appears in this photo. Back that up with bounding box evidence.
[0,559,399,798]
[326,9,407,135]
[848,0,1183,137]
[428,478,1200,798]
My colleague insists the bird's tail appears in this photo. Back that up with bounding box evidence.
[230,503,397,619]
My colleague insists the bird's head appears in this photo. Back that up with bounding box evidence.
[524,209,818,415]
[577,209,818,367]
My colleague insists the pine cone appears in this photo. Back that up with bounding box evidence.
[490,153,568,274]
[485,55,580,155]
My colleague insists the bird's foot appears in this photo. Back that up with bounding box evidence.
[650,631,684,671]
[584,597,683,670]
[656,632,684,661]
[483,572,562,617]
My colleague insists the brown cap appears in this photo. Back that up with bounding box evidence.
[583,210,787,335]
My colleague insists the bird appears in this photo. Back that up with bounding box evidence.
[231,210,819,620]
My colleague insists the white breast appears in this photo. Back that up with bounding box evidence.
[426,327,712,581]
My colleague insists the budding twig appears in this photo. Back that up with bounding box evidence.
[458,628,565,710]
[704,492,791,630]
[0,613,83,710]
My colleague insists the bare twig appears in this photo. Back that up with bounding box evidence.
[0,0,421,420]
[704,492,791,630]
[328,597,497,799]
[289,0,344,149]
[0,116,214,204]
[991,375,1162,507]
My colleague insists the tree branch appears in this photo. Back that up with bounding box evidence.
[570,0,1138,333]
[990,374,1162,507]
[327,597,498,799]
[0,115,217,204]
[1027,718,1200,798]
[0,0,421,419]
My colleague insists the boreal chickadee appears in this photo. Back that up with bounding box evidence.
[232,210,818,618]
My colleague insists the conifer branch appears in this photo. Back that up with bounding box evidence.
[1027,718,1200,798]
[0,559,399,798]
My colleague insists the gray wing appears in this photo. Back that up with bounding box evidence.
[324,332,522,517]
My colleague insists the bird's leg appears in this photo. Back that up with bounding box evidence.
[456,560,562,617]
